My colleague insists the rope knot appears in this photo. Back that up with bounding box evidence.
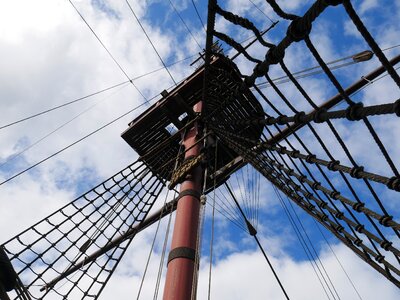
[319,201,328,208]
[313,108,327,123]
[354,238,363,246]
[287,17,312,42]
[255,117,264,125]
[295,195,303,202]
[350,166,364,179]
[327,160,340,171]
[352,202,364,212]
[243,75,255,87]
[355,224,364,233]
[387,176,400,192]
[335,211,344,219]
[346,102,364,121]
[330,190,340,199]
[276,115,288,125]
[279,146,287,154]
[299,175,307,182]
[265,116,275,125]
[253,61,269,77]
[312,181,321,189]
[380,240,392,251]
[307,203,315,210]
[266,46,285,65]
[305,154,316,163]
[200,195,206,205]
[335,224,344,232]
[321,214,328,221]
[375,254,385,263]
[393,99,400,117]
[379,215,393,226]
[294,111,306,123]
[291,150,300,158]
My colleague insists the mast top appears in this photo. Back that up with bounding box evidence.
[121,54,264,186]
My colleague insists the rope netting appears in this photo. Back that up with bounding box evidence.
[1,1,399,298]
[204,0,400,288]
[0,159,166,299]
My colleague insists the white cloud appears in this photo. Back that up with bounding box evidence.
[197,241,399,300]
[359,0,379,14]
[0,0,399,299]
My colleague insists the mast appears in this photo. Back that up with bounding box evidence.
[119,52,265,299]
[163,101,204,300]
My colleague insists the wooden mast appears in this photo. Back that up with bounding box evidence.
[162,101,204,300]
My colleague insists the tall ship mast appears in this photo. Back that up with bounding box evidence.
[0,0,399,299]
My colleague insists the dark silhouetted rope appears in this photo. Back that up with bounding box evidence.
[342,0,400,87]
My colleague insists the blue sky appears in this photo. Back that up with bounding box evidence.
[0,0,399,299]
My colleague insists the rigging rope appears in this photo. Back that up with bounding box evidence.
[0,81,128,130]
[284,190,341,300]
[0,85,128,169]
[153,193,175,300]
[168,0,203,50]
[224,181,291,300]
[272,184,333,300]
[207,139,217,300]
[315,220,363,300]
[0,86,166,187]
[2,1,400,298]
[136,187,170,300]
[247,0,275,23]
[125,0,177,85]
[191,0,206,31]
[0,53,198,131]
[253,44,400,89]
[1,157,168,299]
[68,0,147,100]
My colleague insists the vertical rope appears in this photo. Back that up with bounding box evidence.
[315,220,363,300]
[191,196,207,300]
[207,140,218,300]
[136,189,171,300]
[153,194,175,300]
[191,129,209,299]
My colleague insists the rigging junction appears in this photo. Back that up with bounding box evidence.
[0,0,400,299]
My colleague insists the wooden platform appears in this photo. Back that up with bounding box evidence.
[121,55,264,186]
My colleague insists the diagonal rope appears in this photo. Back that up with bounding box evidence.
[315,220,363,300]
[191,0,206,31]
[168,0,203,50]
[224,180,291,300]
[125,0,177,85]
[68,0,146,99]
[247,0,275,23]
[0,84,128,169]
[0,86,167,186]
[272,184,333,300]
[0,52,198,131]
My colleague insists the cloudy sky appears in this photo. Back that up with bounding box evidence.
[0,0,399,299]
